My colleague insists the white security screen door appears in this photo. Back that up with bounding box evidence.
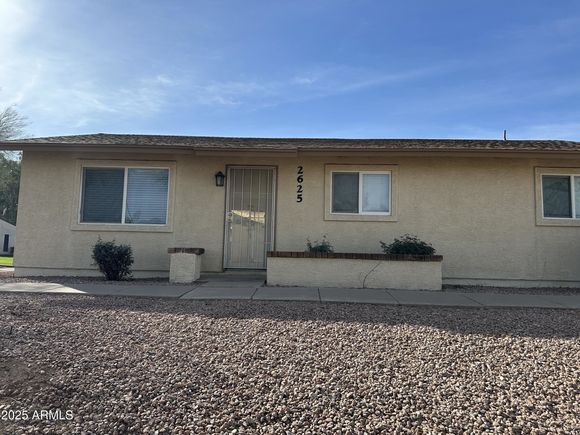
[224,167,276,268]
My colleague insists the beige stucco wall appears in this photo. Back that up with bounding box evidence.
[267,257,442,290]
[13,150,580,286]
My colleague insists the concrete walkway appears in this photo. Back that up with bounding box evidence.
[0,281,579,309]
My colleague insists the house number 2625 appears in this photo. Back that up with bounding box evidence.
[296,166,304,203]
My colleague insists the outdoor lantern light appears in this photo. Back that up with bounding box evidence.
[215,171,226,187]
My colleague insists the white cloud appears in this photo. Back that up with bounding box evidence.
[0,1,36,48]
[1,61,176,133]
[292,76,317,85]
[0,1,41,106]
[0,1,179,134]
[180,63,455,110]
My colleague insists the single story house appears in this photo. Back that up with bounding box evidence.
[0,218,16,255]
[1,133,580,287]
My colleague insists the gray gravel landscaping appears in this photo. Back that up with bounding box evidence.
[0,294,578,434]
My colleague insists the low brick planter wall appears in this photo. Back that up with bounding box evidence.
[267,252,443,290]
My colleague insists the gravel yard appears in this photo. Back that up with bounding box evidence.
[0,294,578,434]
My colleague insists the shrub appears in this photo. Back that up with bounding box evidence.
[306,235,334,253]
[91,238,134,280]
[380,234,436,255]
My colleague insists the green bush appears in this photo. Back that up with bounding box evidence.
[380,234,436,255]
[306,235,334,253]
[91,238,134,280]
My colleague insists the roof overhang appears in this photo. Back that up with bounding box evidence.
[3,139,580,159]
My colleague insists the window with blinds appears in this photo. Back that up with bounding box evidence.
[80,167,169,224]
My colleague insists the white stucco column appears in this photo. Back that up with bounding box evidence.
[168,248,205,284]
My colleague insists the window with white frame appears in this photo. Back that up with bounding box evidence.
[331,171,391,214]
[541,174,580,219]
[80,167,170,224]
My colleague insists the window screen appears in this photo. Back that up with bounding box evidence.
[362,174,390,213]
[125,168,169,224]
[332,173,359,213]
[542,175,572,218]
[81,168,124,223]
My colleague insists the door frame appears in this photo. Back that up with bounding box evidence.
[223,165,277,269]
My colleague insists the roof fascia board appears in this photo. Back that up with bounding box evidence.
[194,150,297,157]
[2,143,580,159]
[298,150,580,159]
[2,144,194,154]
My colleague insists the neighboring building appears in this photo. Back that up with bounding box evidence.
[1,133,580,287]
[0,218,15,255]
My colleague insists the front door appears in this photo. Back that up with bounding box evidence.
[224,166,276,269]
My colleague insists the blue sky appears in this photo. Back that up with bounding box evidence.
[1,0,579,139]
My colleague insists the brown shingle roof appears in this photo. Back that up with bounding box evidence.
[3,133,580,153]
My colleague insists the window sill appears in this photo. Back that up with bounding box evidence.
[70,223,173,233]
[535,218,580,227]
[324,212,398,222]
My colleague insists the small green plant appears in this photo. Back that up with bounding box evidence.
[306,235,334,253]
[380,234,436,255]
[92,238,134,280]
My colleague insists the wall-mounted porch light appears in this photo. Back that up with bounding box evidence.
[215,171,226,187]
